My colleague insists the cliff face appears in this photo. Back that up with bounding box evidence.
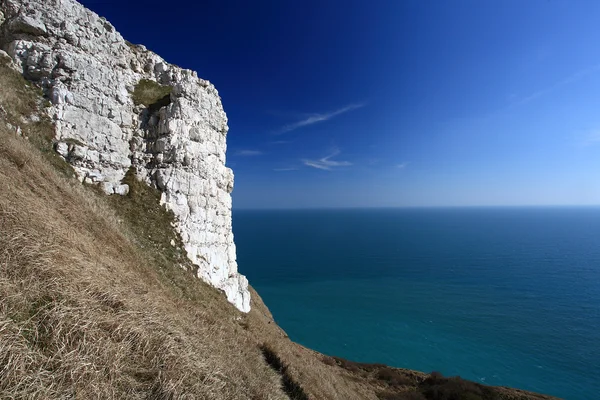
[0,0,249,311]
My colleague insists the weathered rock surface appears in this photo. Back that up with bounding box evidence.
[0,0,250,311]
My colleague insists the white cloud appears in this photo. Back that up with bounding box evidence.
[235,149,263,156]
[513,63,600,106]
[396,162,409,169]
[277,103,365,134]
[302,149,352,171]
[273,167,299,171]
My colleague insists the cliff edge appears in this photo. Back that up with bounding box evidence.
[0,0,249,312]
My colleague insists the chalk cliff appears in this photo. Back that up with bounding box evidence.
[0,0,250,312]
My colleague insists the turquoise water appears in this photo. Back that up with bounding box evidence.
[234,208,600,400]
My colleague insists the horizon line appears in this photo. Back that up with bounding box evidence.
[232,204,600,211]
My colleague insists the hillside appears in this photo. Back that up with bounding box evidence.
[0,4,560,400]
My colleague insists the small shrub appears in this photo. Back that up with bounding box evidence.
[420,375,500,400]
[377,367,414,386]
[427,371,445,383]
[320,356,336,366]
[330,357,364,373]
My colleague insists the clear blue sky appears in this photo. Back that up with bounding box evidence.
[81,0,600,208]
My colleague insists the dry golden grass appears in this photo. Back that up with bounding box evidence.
[0,125,290,399]
[0,58,286,399]
[0,57,560,400]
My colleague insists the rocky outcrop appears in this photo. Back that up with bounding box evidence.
[0,0,250,312]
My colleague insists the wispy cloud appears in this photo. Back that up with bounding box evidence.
[513,63,600,106]
[277,103,365,134]
[583,130,600,146]
[396,162,409,169]
[302,149,352,171]
[273,167,299,171]
[235,149,263,156]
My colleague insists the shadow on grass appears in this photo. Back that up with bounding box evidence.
[260,344,309,400]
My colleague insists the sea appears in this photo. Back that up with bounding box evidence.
[233,208,600,400]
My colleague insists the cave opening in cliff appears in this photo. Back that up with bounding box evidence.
[148,93,171,114]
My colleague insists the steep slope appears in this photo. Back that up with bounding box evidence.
[0,0,249,312]
[0,54,285,398]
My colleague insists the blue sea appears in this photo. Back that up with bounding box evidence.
[234,208,600,400]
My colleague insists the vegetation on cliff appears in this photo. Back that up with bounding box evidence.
[132,78,173,106]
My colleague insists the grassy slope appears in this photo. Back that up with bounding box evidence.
[0,56,559,400]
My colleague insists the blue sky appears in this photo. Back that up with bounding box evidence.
[81,0,600,208]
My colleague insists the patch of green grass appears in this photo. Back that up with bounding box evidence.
[102,168,226,305]
[131,79,172,107]
[28,120,76,178]
[106,168,183,266]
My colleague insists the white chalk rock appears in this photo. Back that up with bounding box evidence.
[0,0,250,312]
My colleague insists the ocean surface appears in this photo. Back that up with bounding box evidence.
[233,208,600,400]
